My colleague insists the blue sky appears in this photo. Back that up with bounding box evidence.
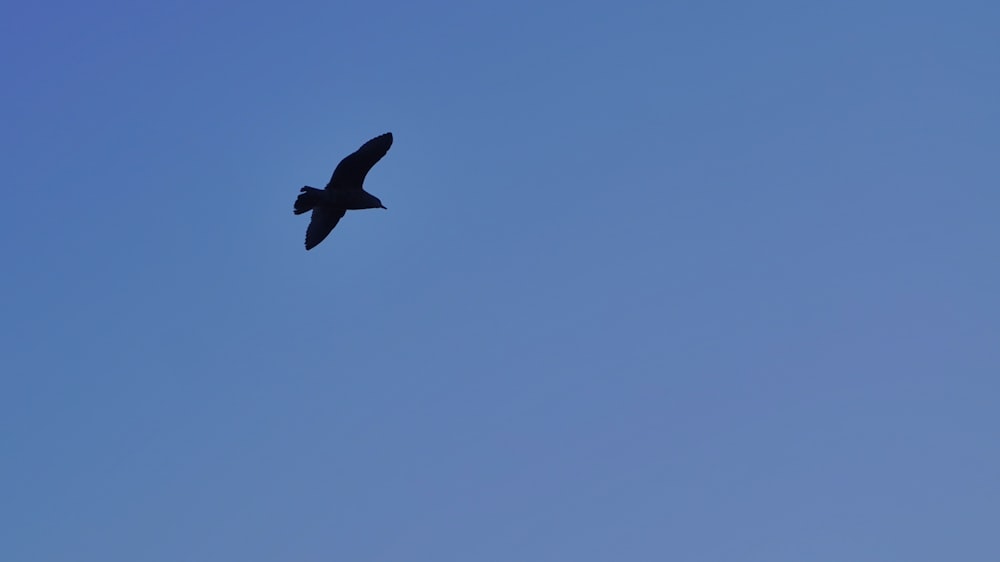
[2,1,998,560]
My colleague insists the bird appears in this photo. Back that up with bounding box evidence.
[293,132,392,250]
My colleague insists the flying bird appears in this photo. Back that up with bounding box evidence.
[293,132,392,250]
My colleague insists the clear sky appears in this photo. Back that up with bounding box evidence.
[2,1,998,560]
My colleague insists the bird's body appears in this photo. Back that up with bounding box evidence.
[294,132,392,250]
[300,187,385,210]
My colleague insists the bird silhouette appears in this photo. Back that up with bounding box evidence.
[293,132,392,250]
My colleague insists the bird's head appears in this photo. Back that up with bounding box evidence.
[362,191,387,210]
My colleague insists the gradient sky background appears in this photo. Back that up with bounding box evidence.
[2,1,998,560]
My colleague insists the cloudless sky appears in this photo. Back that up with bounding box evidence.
[2,1,998,560]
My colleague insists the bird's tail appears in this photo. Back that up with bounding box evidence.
[294,186,324,215]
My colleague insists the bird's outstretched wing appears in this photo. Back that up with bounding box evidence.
[326,132,393,190]
[305,207,347,250]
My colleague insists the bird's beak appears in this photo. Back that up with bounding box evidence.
[380,204,387,209]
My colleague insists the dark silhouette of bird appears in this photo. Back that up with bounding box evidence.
[293,132,392,250]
